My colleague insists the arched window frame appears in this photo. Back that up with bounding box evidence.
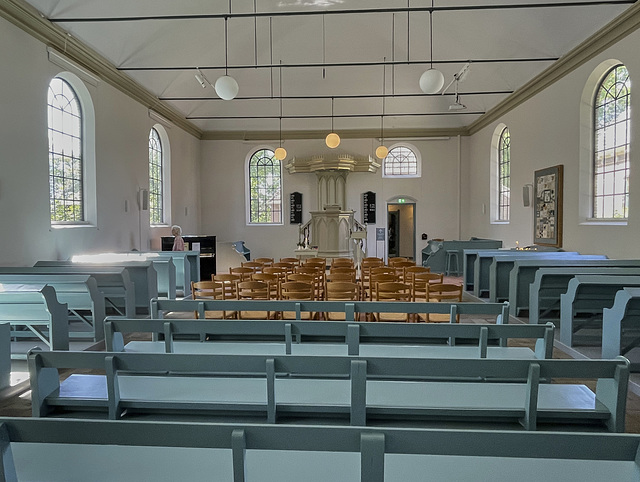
[592,64,630,220]
[489,123,509,224]
[47,72,96,227]
[497,127,511,221]
[245,147,283,225]
[381,144,421,178]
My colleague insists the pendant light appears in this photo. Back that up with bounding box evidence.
[274,63,287,160]
[376,61,389,159]
[325,97,340,149]
[419,1,444,94]
[215,16,239,100]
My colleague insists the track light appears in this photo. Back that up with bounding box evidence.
[195,68,210,89]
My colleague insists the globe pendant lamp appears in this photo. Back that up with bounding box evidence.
[325,97,340,148]
[419,2,444,94]
[274,66,287,161]
[215,17,239,100]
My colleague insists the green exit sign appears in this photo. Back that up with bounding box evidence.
[398,198,406,203]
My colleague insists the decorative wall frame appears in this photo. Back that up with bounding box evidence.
[533,164,563,247]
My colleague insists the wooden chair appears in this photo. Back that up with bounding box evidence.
[360,258,385,296]
[241,261,264,272]
[427,283,463,323]
[404,266,431,284]
[263,266,287,287]
[391,260,417,281]
[191,281,224,319]
[279,281,316,320]
[211,274,240,318]
[326,271,356,284]
[412,272,445,302]
[364,267,397,300]
[252,272,280,299]
[229,266,255,281]
[279,257,301,266]
[305,257,327,267]
[286,272,315,285]
[272,262,296,274]
[330,257,354,269]
[369,273,398,302]
[324,281,360,320]
[253,257,274,267]
[237,280,272,319]
[295,266,324,299]
[388,257,409,266]
[374,282,412,322]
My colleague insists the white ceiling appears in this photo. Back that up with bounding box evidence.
[22,0,634,136]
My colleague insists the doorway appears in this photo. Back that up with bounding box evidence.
[387,202,416,261]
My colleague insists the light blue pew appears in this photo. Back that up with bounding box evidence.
[509,260,640,317]
[422,238,502,274]
[28,350,629,432]
[150,258,176,299]
[0,274,103,341]
[560,275,640,347]
[2,265,136,317]
[463,248,562,292]
[470,250,580,298]
[36,260,157,314]
[601,287,640,370]
[153,251,199,295]
[150,299,511,325]
[0,323,9,390]
[0,285,68,356]
[489,255,607,303]
[3,417,640,482]
[104,318,554,360]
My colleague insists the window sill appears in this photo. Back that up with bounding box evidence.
[580,219,628,226]
[490,221,510,225]
[247,223,284,227]
[51,223,95,230]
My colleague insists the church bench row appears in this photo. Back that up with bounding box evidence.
[603,288,640,369]
[4,418,640,482]
[559,275,640,348]
[0,274,103,342]
[422,238,502,274]
[488,254,608,303]
[0,285,68,357]
[152,250,200,295]
[0,265,135,317]
[511,261,640,317]
[463,248,564,293]
[28,350,628,432]
[36,260,158,313]
[467,250,583,297]
[0,323,10,389]
[104,318,554,360]
[150,299,511,324]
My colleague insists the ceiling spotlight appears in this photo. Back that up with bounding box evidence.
[195,68,209,89]
[449,99,467,111]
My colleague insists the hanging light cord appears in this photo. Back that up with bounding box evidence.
[331,97,334,132]
[279,61,283,147]
[224,16,229,75]
[429,0,434,69]
[381,60,386,143]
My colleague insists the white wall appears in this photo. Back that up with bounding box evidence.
[462,29,640,258]
[0,17,201,266]
[200,137,461,263]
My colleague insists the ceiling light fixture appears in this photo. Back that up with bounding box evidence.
[325,96,340,148]
[214,16,239,100]
[376,60,389,159]
[419,0,444,94]
[442,62,471,110]
[274,62,287,160]
[195,68,209,88]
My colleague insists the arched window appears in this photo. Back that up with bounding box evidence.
[498,127,511,221]
[383,145,419,177]
[149,128,164,224]
[248,149,282,224]
[593,64,630,219]
[48,77,83,222]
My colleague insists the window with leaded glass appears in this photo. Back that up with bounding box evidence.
[149,128,164,224]
[48,77,83,223]
[498,127,511,221]
[383,146,418,177]
[249,149,282,224]
[593,64,630,219]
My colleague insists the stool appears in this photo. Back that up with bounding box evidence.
[445,250,460,276]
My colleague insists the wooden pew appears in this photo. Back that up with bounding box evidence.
[150,299,511,325]
[0,322,9,390]
[0,275,103,341]
[104,318,555,360]
[0,285,68,356]
[3,417,640,482]
[36,260,157,314]
[509,260,640,317]
[559,275,640,347]
[469,250,580,298]
[602,287,640,370]
[489,254,607,303]
[0,266,135,317]
[28,350,629,432]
